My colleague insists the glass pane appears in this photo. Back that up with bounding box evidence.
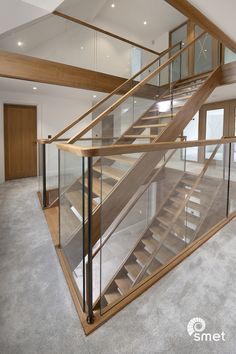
[224,47,236,64]
[59,150,85,307]
[184,112,199,161]
[205,109,224,160]
[99,148,186,313]
[170,24,188,79]
[194,26,213,74]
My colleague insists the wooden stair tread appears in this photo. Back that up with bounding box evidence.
[134,249,150,266]
[163,94,193,102]
[142,237,159,253]
[157,215,170,227]
[163,204,179,215]
[93,165,124,181]
[125,263,141,281]
[150,225,167,238]
[123,135,157,139]
[154,233,186,254]
[104,291,121,304]
[133,123,168,129]
[60,203,79,235]
[115,277,132,295]
[65,190,97,216]
[163,234,186,254]
[147,258,162,275]
[156,245,175,264]
[142,113,176,118]
[84,176,112,199]
[106,155,137,165]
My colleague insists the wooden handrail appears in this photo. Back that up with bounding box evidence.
[57,137,236,157]
[54,11,160,56]
[68,31,206,144]
[47,41,181,143]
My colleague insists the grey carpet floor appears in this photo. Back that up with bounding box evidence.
[0,177,236,354]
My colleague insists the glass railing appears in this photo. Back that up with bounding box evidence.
[38,40,183,207]
[57,138,236,325]
[68,31,212,146]
[0,12,158,79]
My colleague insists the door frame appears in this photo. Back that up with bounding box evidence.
[4,103,38,180]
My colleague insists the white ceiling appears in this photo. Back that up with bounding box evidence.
[207,83,236,103]
[58,0,186,45]
[0,77,104,101]
[0,0,64,35]
[189,0,236,43]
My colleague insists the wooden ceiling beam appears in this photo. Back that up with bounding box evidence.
[165,0,236,53]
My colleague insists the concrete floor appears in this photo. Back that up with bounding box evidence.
[1,178,236,354]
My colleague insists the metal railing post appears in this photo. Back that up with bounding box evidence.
[226,143,232,217]
[42,143,47,208]
[86,156,94,324]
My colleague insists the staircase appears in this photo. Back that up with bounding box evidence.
[61,70,221,270]
[98,145,223,308]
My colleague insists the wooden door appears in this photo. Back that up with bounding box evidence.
[4,104,37,180]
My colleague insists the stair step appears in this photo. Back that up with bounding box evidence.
[171,221,195,239]
[163,204,179,215]
[106,155,137,165]
[157,215,170,228]
[84,176,112,199]
[176,186,190,195]
[134,249,150,266]
[162,94,193,102]
[125,263,142,281]
[156,245,175,265]
[169,195,185,205]
[143,113,176,118]
[178,212,200,226]
[147,258,163,275]
[123,135,157,139]
[133,123,168,129]
[93,165,124,181]
[115,277,132,295]
[187,200,203,212]
[150,224,167,237]
[142,237,159,253]
[60,203,79,235]
[155,233,186,254]
[163,87,199,99]
[65,190,97,216]
[104,291,121,305]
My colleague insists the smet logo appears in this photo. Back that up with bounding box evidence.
[187,318,226,342]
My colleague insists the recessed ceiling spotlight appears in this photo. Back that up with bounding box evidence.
[204,49,208,52]
[93,94,97,98]
[33,87,38,90]
[17,41,23,47]
[143,20,147,25]
[111,3,115,8]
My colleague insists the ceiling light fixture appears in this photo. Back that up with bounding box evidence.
[143,20,147,25]
[17,41,23,47]
[80,46,84,50]
[111,3,115,8]
[93,95,97,98]
[33,87,38,90]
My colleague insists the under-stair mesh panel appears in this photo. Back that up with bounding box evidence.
[94,144,229,312]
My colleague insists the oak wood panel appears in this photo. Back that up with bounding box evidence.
[4,104,37,180]
[0,50,126,92]
[221,61,236,85]
[165,0,236,53]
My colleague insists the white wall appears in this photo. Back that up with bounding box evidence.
[0,89,92,183]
